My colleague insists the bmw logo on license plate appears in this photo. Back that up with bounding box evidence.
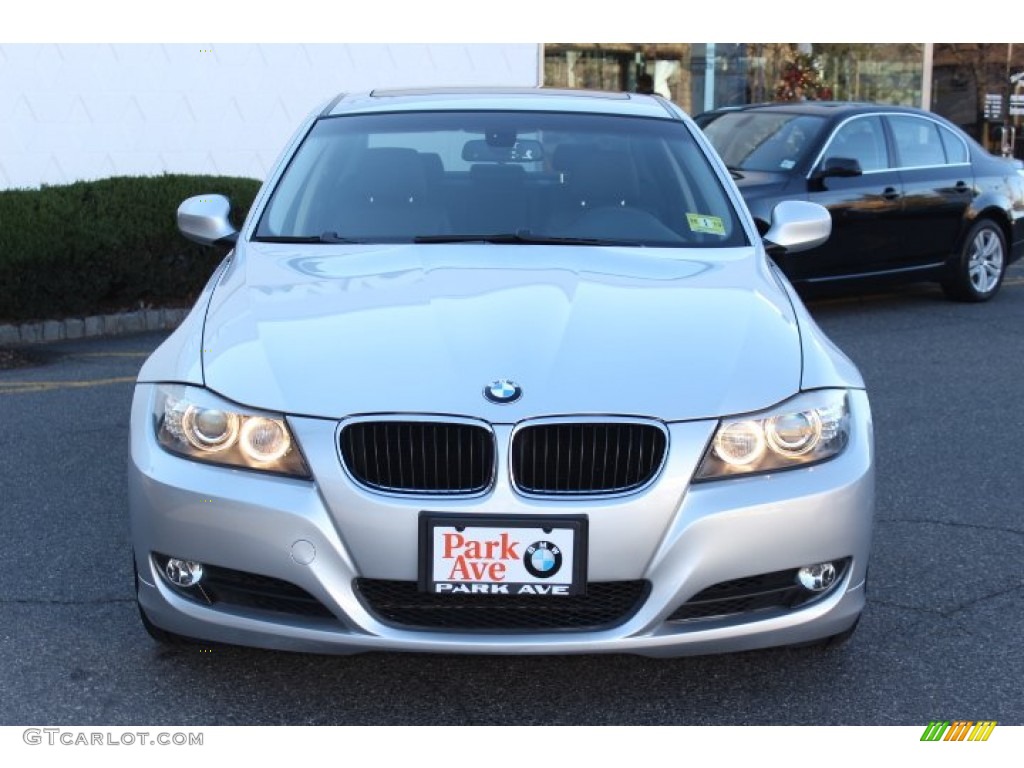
[524,541,562,578]
[484,379,522,404]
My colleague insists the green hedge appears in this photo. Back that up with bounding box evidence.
[0,175,262,323]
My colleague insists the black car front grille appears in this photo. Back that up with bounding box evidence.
[153,554,335,619]
[340,420,495,495]
[667,560,850,622]
[200,565,336,619]
[511,421,667,495]
[355,579,650,632]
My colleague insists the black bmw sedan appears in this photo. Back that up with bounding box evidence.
[697,102,1024,301]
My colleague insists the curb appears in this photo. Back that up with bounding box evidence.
[0,308,190,346]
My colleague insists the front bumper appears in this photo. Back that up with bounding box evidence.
[129,386,874,657]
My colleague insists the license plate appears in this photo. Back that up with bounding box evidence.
[419,514,587,596]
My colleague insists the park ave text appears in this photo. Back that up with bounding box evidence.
[434,531,569,595]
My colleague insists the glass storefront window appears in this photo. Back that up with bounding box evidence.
[544,43,1022,159]
[814,44,924,104]
[545,43,924,116]
[545,44,694,111]
[544,45,633,94]
[932,43,1024,157]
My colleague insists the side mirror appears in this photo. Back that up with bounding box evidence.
[815,156,863,179]
[763,200,831,254]
[177,194,238,247]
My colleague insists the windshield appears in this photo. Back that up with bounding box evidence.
[702,112,827,173]
[254,110,747,248]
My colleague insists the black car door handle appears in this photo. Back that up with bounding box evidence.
[954,181,971,193]
[881,187,900,201]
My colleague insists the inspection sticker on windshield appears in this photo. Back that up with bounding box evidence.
[686,213,726,235]
[420,514,587,596]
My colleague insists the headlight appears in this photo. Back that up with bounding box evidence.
[154,384,310,478]
[695,389,849,480]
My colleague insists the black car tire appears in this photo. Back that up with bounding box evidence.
[942,219,1007,302]
[817,615,860,649]
[137,600,194,646]
[792,615,861,651]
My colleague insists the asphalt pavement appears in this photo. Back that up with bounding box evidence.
[1,266,1022,726]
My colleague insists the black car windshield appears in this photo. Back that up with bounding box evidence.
[702,112,827,173]
[254,110,747,248]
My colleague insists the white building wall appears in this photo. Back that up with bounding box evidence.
[0,43,541,190]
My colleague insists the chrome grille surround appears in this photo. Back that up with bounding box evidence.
[338,415,496,496]
[509,416,669,497]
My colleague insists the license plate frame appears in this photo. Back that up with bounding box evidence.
[418,513,588,596]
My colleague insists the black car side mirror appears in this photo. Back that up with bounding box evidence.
[814,156,863,179]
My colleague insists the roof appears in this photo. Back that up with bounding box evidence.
[323,87,679,120]
[699,101,925,119]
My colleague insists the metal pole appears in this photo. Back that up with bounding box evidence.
[921,43,933,111]
[704,43,716,112]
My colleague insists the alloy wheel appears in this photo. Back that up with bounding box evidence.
[968,228,1004,294]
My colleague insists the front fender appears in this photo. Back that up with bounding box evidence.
[136,254,234,385]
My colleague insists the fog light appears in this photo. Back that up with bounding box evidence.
[165,558,204,588]
[797,562,836,592]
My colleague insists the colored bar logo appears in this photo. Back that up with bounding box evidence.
[920,721,997,741]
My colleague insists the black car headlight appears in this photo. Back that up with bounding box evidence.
[695,389,850,480]
[153,384,310,478]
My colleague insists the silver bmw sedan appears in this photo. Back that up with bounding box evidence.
[129,87,874,656]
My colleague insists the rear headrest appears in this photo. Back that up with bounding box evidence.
[566,150,640,208]
[351,147,428,203]
[469,163,527,180]
[419,152,444,183]
[552,143,595,173]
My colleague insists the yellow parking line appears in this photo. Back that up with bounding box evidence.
[70,352,150,358]
[0,376,136,394]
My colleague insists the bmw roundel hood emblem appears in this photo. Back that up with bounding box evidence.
[484,379,522,404]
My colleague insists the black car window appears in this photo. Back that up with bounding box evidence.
[702,112,826,172]
[888,115,947,168]
[937,124,969,164]
[822,116,889,173]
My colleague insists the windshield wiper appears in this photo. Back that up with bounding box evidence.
[253,232,365,244]
[413,232,638,246]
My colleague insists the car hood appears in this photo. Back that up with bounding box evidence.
[728,169,790,197]
[201,242,803,421]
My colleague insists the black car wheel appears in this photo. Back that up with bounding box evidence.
[943,219,1007,302]
[791,615,861,651]
[817,615,860,649]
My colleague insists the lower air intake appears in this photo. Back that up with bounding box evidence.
[355,579,650,632]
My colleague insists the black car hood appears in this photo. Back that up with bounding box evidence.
[728,169,790,196]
